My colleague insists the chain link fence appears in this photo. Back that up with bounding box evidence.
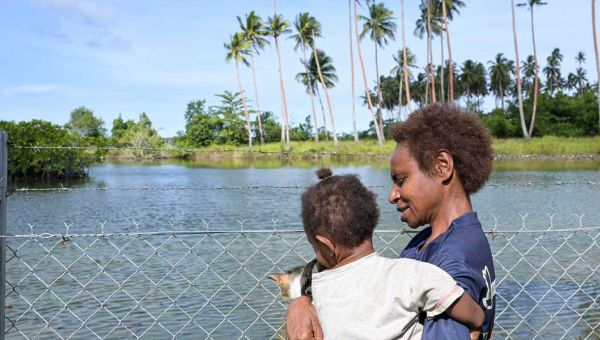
[1,218,599,340]
[1,141,599,339]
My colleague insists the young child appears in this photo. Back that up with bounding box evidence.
[297,168,483,339]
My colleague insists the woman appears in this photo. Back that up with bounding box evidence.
[286,104,496,340]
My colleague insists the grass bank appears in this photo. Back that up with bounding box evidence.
[493,136,600,157]
[104,136,600,160]
[192,136,600,159]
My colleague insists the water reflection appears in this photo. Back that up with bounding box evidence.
[105,157,600,171]
[4,159,600,339]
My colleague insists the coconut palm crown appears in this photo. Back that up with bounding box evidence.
[360,3,397,46]
[290,12,321,51]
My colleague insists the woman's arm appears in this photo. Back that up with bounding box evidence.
[286,295,324,340]
[445,292,484,330]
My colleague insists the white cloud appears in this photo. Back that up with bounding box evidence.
[0,84,66,96]
[29,0,110,26]
[86,32,132,52]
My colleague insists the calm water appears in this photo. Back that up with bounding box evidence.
[4,159,600,339]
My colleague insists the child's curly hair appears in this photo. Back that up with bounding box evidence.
[391,104,493,195]
[301,168,380,248]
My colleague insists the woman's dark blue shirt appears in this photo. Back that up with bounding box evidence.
[401,212,496,340]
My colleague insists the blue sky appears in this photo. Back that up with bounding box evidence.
[0,0,597,137]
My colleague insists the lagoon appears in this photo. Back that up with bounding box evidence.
[4,159,600,339]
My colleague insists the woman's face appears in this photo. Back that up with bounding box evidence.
[388,145,443,228]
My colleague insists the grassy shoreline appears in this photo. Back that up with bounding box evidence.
[106,136,600,160]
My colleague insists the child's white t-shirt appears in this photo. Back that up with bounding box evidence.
[311,253,464,340]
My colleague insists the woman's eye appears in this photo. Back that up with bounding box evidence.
[395,177,406,187]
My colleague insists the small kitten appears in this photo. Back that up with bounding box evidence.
[268,259,323,301]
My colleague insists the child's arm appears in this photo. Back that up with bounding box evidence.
[409,260,484,330]
[445,291,484,329]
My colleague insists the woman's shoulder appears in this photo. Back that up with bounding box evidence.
[406,227,432,247]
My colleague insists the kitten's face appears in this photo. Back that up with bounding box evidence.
[268,266,303,301]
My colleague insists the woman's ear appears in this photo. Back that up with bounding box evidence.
[435,150,454,183]
[315,234,335,254]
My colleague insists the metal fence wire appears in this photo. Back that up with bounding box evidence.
[1,219,599,340]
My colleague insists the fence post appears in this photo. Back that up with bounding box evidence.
[0,131,6,340]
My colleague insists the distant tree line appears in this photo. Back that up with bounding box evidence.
[0,107,162,179]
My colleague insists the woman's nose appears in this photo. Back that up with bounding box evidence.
[388,185,400,204]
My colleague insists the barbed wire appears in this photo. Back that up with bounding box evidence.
[1,227,598,239]
[6,180,598,194]
[10,144,600,160]
[8,144,392,157]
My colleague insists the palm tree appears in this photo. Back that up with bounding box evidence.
[574,68,588,95]
[266,14,292,145]
[511,0,529,139]
[360,2,396,139]
[437,0,465,102]
[349,0,359,144]
[488,53,513,111]
[307,22,339,146]
[593,0,600,133]
[566,72,578,94]
[354,0,383,146]
[426,0,436,103]
[411,72,428,107]
[459,60,487,112]
[517,0,547,138]
[399,0,413,113]
[391,48,417,119]
[296,51,339,95]
[224,33,253,149]
[238,11,269,145]
[543,48,564,94]
[521,55,537,97]
[574,52,587,96]
[415,2,442,105]
[296,50,338,142]
[290,12,321,142]
[576,51,586,68]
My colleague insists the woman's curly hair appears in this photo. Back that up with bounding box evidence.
[391,104,493,195]
[301,168,380,248]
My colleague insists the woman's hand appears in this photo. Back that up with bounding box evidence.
[470,329,481,340]
[286,296,323,340]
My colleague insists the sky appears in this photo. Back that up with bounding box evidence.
[0,0,598,137]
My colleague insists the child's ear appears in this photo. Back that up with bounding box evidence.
[315,234,335,253]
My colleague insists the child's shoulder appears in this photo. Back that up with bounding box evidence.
[376,255,451,277]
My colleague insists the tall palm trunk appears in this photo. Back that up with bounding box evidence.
[354,0,384,146]
[427,0,437,103]
[442,1,455,102]
[401,0,413,112]
[528,6,540,138]
[274,36,290,144]
[511,0,529,139]
[440,35,445,102]
[249,55,264,145]
[594,0,600,133]
[398,66,403,120]
[235,61,252,149]
[375,43,385,138]
[315,86,329,140]
[500,83,505,111]
[312,37,338,147]
[349,0,359,144]
[301,45,320,142]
